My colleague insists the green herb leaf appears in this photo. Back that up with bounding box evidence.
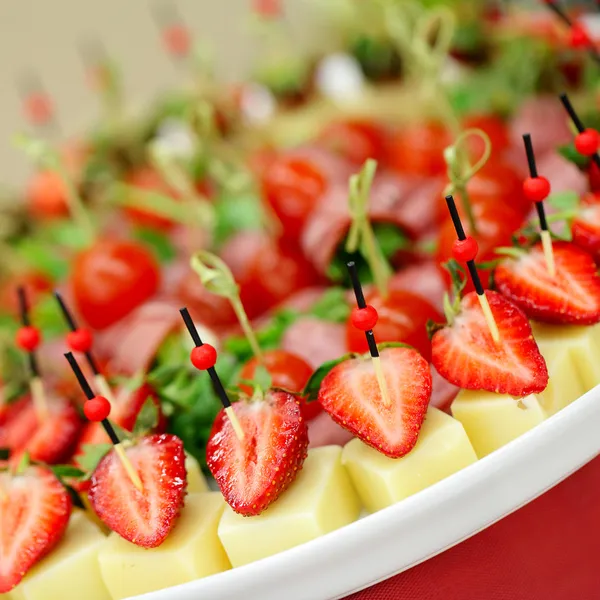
[15,451,30,475]
[30,294,66,339]
[303,354,356,402]
[109,370,146,392]
[309,288,351,323]
[13,237,69,280]
[50,465,85,480]
[213,192,264,248]
[547,191,580,213]
[133,228,176,263]
[77,444,112,474]
[253,364,272,393]
[557,143,589,169]
[133,397,160,436]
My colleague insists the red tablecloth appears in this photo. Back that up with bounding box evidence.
[346,453,600,600]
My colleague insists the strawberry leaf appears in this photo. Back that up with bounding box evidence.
[426,318,445,340]
[133,227,176,263]
[110,370,146,392]
[133,397,159,436]
[303,354,356,402]
[77,443,112,474]
[50,465,85,480]
[557,143,589,169]
[110,421,134,443]
[376,342,412,351]
[547,191,580,213]
[253,364,273,393]
[15,451,30,475]
[442,259,467,299]
[309,288,351,323]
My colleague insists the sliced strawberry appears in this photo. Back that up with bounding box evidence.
[0,464,71,592]
[494,242,600,325]
[431,291,548,396]
[0,396,81,465]
[206,390,309,516]
[572,206,600,265]
[88,434,186,548]
[74,384,163,465]
[318,347,432,458]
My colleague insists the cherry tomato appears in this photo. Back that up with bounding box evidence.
[123,167,180,231]
[435,158,527,222]
[437,196,525,293]
[461,114,510,158]
[386,122,452,177]
[261,157,327,238]
[0,272,51,316]
[177,269,238,331]
[317,119,388,165]
[346,289,442,362]
[71,239,160,330]
[26,141,88,219]
[239,349,321,420]
[236,237,323,319]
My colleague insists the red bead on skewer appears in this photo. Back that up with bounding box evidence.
[569,23,593,49]
[452,236,479,263]
[252,0,282,18]
[66,328,94,353]
[16,326,41,353]
[83,395,111,422]
[162,24,191,58]
[190,344,218,371]
[523,176,551,204]
[350,306,378,332]
[575,129,600,157]
[23,92,54,126]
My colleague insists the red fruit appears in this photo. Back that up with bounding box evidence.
[23,92,53,126]
[569,23,592,49]
[0,272,51,317]
[66,328,93,353]
[494,242,600,325]
[461,114,510,157]
[452,236,478,263]
[575,129,600,157]
[84,396,111,422]
[237,237,323,319]
[190,344,217,371]
[523,176,551,203]
[15,326,41,352]
[431,291,549,396]
[123,167,180,231]
[346,289,442,362]
[0,465,71,593]
[572,204,600,264]
[317,119,388,165]
[0,396,82,465]
[318,347,432,458]
[350,305,379,331]
[89,434,186,547]
[238,350,321,419]
[435,158,527,221]
[176,269,238,330]
[206,390,308,516]
[261,157,327,238]
[162,24,191,57]
[71,239,160,330]
[74,384,163,459]
[387,122,452,177]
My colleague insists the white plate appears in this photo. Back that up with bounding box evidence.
[133,386,600,600]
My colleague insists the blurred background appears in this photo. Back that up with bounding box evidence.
[0,0,324,185]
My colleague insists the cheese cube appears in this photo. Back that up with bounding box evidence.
[218,446,361,568]
[185,453,209,493]
[341,408,477,513]
[451,390,547,458]
[97,492,230,600]
[10,511,110,600]
[532,322,600,395]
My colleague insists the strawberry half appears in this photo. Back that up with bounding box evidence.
[206,390,309,517]
[0,464,72,592]
[572,205,600,265]
[495,242,600,325]
[0,396,81,465]
[317,347,432,458]
[73,383,163,465]
[88,434,186,548]
[431,291,548,396]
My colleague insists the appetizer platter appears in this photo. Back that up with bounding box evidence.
[3,1,600,599]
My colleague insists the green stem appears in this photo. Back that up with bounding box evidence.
[230,296,264,364]
[455,181,477,236]
[362,222,390,299]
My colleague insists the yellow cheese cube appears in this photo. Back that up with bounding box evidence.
[451,390,547,458]
[218,446,361,568]
[341,408,477,513]
[97,492,230,600]
[185,454,208,493]
[10,511,110,600]
[532,323,600,395]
